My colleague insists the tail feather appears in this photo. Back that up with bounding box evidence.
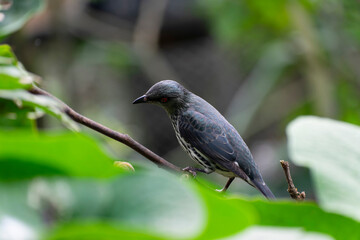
[252,179,276,200]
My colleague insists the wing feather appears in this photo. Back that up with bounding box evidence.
[179,112,241,170]
[178,110,260,181]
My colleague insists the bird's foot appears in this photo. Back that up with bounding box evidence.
[215,177,235,193]
[215,187,227,193]
[182,166,198,178]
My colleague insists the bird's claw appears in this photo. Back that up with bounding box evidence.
[182,167,197,178]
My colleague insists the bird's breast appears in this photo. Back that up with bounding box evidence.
[170,115,211,169]
[170,114,232,176]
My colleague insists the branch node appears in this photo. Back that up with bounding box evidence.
[280,160,306,201]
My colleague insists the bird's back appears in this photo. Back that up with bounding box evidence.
[176,93,263,182]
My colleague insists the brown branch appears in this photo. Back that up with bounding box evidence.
[280,160,306,201]
[29,86,182,173]
[29,86,301,202]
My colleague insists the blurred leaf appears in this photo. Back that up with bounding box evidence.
[194,193,256,239]
[0,44,79,130]
[287,116,360,221]
[46,222,164,240]
[196,186,360,240]
[2,177,359,240]
[225,226,334,240]
[0,44,36,90]
[0,99,36,128]
[250,198,360,240]
[40,172,205,239]
[0,89,79,130]
[0,0,44,39]
[24,174,360,240]
[0,182,44,240]
[0,130,123,180]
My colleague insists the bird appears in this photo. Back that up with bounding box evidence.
[133,80,275,199]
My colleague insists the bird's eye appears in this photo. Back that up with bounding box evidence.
[160,98,168,103]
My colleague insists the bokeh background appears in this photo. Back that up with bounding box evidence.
[5,0,360,199]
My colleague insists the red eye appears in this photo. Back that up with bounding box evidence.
[161,98,168,103]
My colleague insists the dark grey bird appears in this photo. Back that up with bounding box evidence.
[133,80,275,199]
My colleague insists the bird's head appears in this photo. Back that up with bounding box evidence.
[133,80,189,114]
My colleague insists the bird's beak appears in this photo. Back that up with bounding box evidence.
[133,95,148,104]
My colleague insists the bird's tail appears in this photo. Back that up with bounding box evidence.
[251,179,276,200]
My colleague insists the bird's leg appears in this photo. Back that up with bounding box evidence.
[182,166,209,178]
[216,177,235,193]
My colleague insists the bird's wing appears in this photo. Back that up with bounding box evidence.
[178,111,251,181]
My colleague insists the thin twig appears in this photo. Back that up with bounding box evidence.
[280,160,306,201]
[29,86,182,173]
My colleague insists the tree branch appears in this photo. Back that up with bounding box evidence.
[280,160,306,201]
[29,86,182,173]
[29,86,302,201]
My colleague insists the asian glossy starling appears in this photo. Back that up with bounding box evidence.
[133,80,275,199]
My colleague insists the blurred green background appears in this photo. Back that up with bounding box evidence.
[0,0,360,239]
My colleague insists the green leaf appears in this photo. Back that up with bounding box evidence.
[287,116,360,221]
[224,226,334,240]
[46,222,164,240]
[0,0,44,39]
[0,44,36,90]
[1,127,360,240]
[196,187,360,240]
[0,99,36,128]
[1,169,360,240]
[0,44,16,60]
[38,172,206,239]
[0,182,44,240]
[0,130,122,180]
[0,45,79,130]
[194,189,256,239]
[250,198,360,240]
[0,89,79,130]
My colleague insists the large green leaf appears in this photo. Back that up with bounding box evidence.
[287,116,360,221]
[250,198,360,240]
[224,226,334,240]
[0,131,123,179]
[43,183,360,240]
[0,129,359,239]
[195,189,360,240]
[0,0,44,39]
[32,173,206,240]
[3,175,356,240]
[46,223,164,240]
[0,182,44,240]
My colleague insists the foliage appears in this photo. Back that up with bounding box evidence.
[0,0,44,40]
[0,45,359,239]
[198,0,360,125]
[287,116,360,221]
[0,45,78,130]
[0,130,359,240]
[1,1,360,239]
